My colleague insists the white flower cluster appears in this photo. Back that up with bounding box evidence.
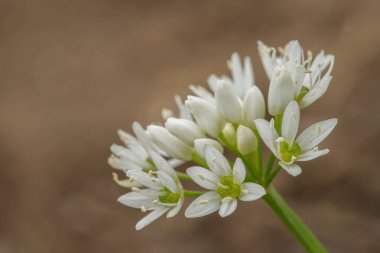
[108,40,337,230]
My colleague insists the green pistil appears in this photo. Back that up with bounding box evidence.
[217,176,241,198]
[279,141,302,163]
[159,187,180,204]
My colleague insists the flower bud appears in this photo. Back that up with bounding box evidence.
[242,86,265,128]
[215,82,242,123]
[237,125,257,155]
[165,118,205,145]
[185,96,225,137]
[147,125,192,161]
[222,123,237,145]
[194,138,223,159]
[268,66,297,116]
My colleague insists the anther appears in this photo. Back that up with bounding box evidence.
[199,200,209,204]
[141,206,147,212]
[291,112,297,120]
[276,137,284,143]
[222,197,234,203]
[315,124,321,133]
[217,182,228,189]
[131,187,140,192]
[152,200,159,204]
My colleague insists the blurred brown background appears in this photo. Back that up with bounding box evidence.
[1,0,380,252]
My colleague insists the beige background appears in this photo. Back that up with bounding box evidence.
[1,0,380,252]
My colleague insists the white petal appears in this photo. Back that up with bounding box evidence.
[166,197,183,218]
[258,41,277,79]
[222,123,237,145]
[185,96,225,137]
[281,101,300,145]
[117,192,155,209]
[108,155,142,171]
[243,56,254,93]
[237,125,258,155]
[300,76,332,109]
[205,145,231,177]
[110,144,151,169]
[132,122,156,152]
[186,166,218,190]
[297,149,329,161]
[165,118,205,145]
[242,86,266,128]
[279,161,302,176]
[194,138,224,160]
[157,171,178,193]
[135,206,169,230]
[254,119,279,157]
[127,170,162,190]
[207,74,220,92]
[148,125,192,161]
[232,158,246,184]
[174,95,193,120]
[168,159,185,168]
[239,183,266,201]
[296,118,337,152]
[189,84,215,103]
[215,82,242,123]
[219,198,238,218]
[149,150,177,178]
[268,66,297,116]
[185,191,221,218]
[230,53,244,97]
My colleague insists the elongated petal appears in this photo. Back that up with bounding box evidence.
[268,66,297,116]
[186,166,218,190]
[165,118,205,145]
[215,82,242,123]
[300,76,332,109]
[174,95,193,120]
[127,170,162,190]
[205,145,231,177]
[118,192,155,209]
[185,96,225,137]
[185,191,221,218]
[281,101,300,145]
[149,150,177,178]
[157,171,179,193]
[230,53,244,97]
[194,138,224,159]
[189,84,215,103]
[237,125,258,155]
[242,86,266,128]
[239,183,266,201]
[297,149,329,161]
[136,206,169,230]
[148,125,192,161]
[279,161,302,176]
[254,119,279,157]
[132,122,157,152]
[243,56,254,93]
[222,123,237,145]
[296,118,337,152]
[258,41,276,79]
[166,197,183,218]
[110,144,151,169]
[219,198,238,217]
[108,155,142,171]
[232,158,246,184]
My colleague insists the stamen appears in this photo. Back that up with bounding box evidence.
[141,206,147,212]
[197,174,205,180]
[315,124,321,133]
[152,178,159,182]
[217,182,228,189]
[131,187,140,192]
[276,137,284,143]
[152,199,159,204]
[211,157,217,163]
[291,112,297,120]
[313,146,319,151]
[222,197,234,203]
[199,199,209,204]
[242,189,249,194]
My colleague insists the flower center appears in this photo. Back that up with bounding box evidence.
[217,176,241,198]
[159,187,180,204]
[279,141,302,163]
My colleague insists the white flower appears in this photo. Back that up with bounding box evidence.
[215,81,242,123]
[242,86,265,129]
[185,95,225,137]
[258,40,334,110]
[255,101,337,176]
[118,151,184,230]
[147,125,193,161]
[165,117,205,145]
[194,138,224,159]
[185,146,266,218]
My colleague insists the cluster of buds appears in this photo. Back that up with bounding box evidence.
[108,40,337,230]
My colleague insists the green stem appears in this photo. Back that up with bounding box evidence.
[184,190,204,197]
[265,153,276,179]
[263,187,329,253]
[253,129,263,180]
[176,172,192,181]
[266,164,281,186]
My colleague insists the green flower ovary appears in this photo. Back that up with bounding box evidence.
[217,176,241,198]
[159,187,180,204]
[279,141,302,162]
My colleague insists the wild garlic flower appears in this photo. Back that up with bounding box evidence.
[118,151,184,230]
[255,101,337,176]
[258,40,334,114]
[185,146,266,218]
